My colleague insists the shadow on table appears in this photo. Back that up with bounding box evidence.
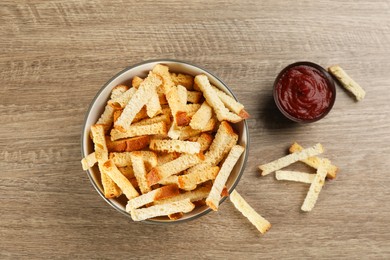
[258,95,301,131]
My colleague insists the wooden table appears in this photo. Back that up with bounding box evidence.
[1,1,389,259]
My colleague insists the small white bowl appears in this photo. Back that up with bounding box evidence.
[81,59,249,223]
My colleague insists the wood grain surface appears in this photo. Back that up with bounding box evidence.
[1,0,389,259]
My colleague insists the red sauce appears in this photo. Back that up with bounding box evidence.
[276,65,333,121]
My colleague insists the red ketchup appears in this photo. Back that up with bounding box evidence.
[275,64,334,121]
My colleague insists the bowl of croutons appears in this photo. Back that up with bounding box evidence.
[81,59,249,223]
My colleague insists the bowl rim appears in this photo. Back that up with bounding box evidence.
[81,59,250,224]
[273,61,336,123]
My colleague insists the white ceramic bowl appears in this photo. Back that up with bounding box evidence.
[81,59,249,223]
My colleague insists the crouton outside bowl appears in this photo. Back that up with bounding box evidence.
[81,59,249,224]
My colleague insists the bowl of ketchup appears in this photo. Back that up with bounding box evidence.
[273,61,336,123]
